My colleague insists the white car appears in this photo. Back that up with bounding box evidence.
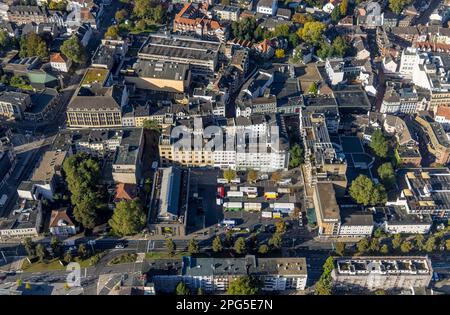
[115,243,125,249]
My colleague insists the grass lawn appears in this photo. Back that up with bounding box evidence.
[108,253,137,265]
[145,251,188,260]
[21,259,65,272]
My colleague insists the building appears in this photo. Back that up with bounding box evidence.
[393,168,450,218]
[373,206,432,234]
[138,34,221,76]
[123,61,191,93]
[49,208,76,236]
[435,105,450,131]
[0,200,43,239]
[212,5,240,22]
[49,52,72,73]
[313,182,341,236]
[0,91,31,120]
[111,128,144,185]
[415,114,450,165]
[332,256,433,292]
[114,183,137,202]
[7,5,49,25]
[24,88,59,122]
[339,209,374,237]
[256,0,277,16]
[148,167,187,237]
[399,47,420,79]
[380,84,419,114]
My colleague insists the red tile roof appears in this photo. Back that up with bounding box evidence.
[436,106,450,120]
[50,52,67,63]
[49,209,75,228]
[114,183,137,202]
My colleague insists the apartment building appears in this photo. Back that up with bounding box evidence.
[380,84,419,114]
[332,256,432,292]
[0,200,43,240]
[256,0,277,16]
[212,5,240,22]
[399,47,420,79]
[7,5,49,25]
[373,206,432,234]
[313,182,341,237]
[415,114,450,165]
[0,91,31,120]
[112,128,144,185]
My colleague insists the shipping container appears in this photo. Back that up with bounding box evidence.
[227,191,244,198]
[261,211,272,218]
[217,178,228,184]
[223,202,242,211]
[273,203,295,212]
[264,192,278,200]
[244,202,262,211]
[217,186,225,198]
[240,187,257,193]
[272,212,282,218]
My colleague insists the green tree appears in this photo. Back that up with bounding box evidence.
[275,49,285,59]
[234,237,247,255]
[78,244,88,259]
[273,24,290,38]
[142,119,161,132]
[212,236,223,253]
[221,0,231,4]
[258,244,269,254]
[289,144,303,168]
[271,171,282,183]
[370,129,389,159]
[349,175,387,206]
[392,234,402,250]
[315,257,334,295]
[19,33,48,59]
[374,289,386,295]
[166,238,176,254]
[25,282,32,290]
[377,163,396,189]
[115,9,128,23]
[227,276,258,295]
[109,199,146,236]
[105,26,119,39]
[50,237,62,258]
[357,238,369,254]
[223,169,236,182]
[176,282,190,295]
[317,41,332,60]
[231,17,257,41]
[414,234,425,250]
[60,35,86,64]
[400,241,412,253]
[288,33,299,48]
[424,237,436,253]
[380,244,389,254]
[23,237,36,258]
[389,0,411,14]
[275,221,287,234]
[247,170,258,183]
[340,0,348,15]
[188,239,199,255]
[446,239,450,251]
[0,30,11,50]
[307,82,318,94]
[225,231,234,247]
[197,287,204,295]
[291,45,303,63]
[331,36,348,57]
[331,6,341,24]
[268,233,282,249]
[374,228,384,238]
[9,75,30,89]
[335,242,345,256]
[35,243,47,262]
[297,21,326,45]
[64,250,73,264]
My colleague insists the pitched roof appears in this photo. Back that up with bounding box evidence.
[114,183,137,202]
[49,209,75,228]
[436,106,450,120]
[50,52,67,63]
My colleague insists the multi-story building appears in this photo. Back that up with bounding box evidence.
[112,128,144,185]
[138,34,221,76]
[373,206,432,234]
[399,47,420,79]
[332,256,433,292]
[434,105,450,131]
[380,84,419,114]
[212,5,240,22]
[7,5,49,25]
[0,200,43,240]
[0,91,31,120]
[256,0,277,16]
[50,52,72,73]
[415,114,450,165]
[313,182,341,237]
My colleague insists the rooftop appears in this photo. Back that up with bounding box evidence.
[81,68,109,86]
[315,182,340,221]
[31,150,66,182]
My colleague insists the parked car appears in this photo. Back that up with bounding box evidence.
[115,243,125,249]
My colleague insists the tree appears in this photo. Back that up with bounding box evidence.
[258,244,269,254]
[377,163,396,189]
[400,241,412,253]
[234,237,247,255]
[331,36,348,57]
[19,33,48,59]
[50,237,62,258]
[389,0,411,14]
[225,231,234,247]
[273,24,290,38]
[64,251,73,264]
[212,236,223,253]
[349,175,387,206]
[60,35,86,64]
[0,30,11,50]
[223,169,236,182]
[380,244,389,254]
[23,237,36,258]
[115,9,128,23]
[109,199,146,236]
[48,0,68,10]
[317,41,332,60]
[166,238,176,255]
[446,239,450,251]
[188,239,199,255]
[291,45,303,63]
[357,238,369,254]
[16,279,23,287]
[247,170,258,183]
[227,276,258,295]
[335,242,345,256]
[288,33,299,48]
[374,228,384,239]
[176,282,190,295]
[424,237,436,253]
[339,0,348,16]
[331,6,341,24]
[292,13,315,24]
[315,257,334,295]
[307,82,318,94]
[10,75,29,89]
[142,119,161,132]
[370,129,389,159]
[297,21,326,46]
[197,288,204,295]
[105,26,119,40]
[275,48,285,59]
[35,243,47,262]
[268,233,282,249]
[374,289,386,295]
[414,234,425,250]
[289,144,303,168]
[275,221,287,234]
[231,17,258,41]
[78,244,89,259]
[392,234,402,250]
[271,171,282,183]
[25,282,32,290]
[221,0,231,4]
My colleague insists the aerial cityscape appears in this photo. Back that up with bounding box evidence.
[0,0,450,298]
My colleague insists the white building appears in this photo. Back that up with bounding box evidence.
[380,85,419,114]
[399,47,420,79]
[49,209,76,236]
[435,106,450,131]
[325,59,345,85]
[50,52,72,73]
[256,0,278,16]
[339,212,374,237]
[373,206,432,235]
